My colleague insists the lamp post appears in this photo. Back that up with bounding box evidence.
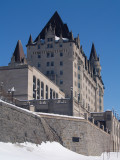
[8,87,15,103]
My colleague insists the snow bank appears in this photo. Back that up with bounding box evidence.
[0,142,119,160]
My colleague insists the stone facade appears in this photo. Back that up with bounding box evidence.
[0,100,111,156]
[91,111,120,152]
[0,65,65,100]
[27,12,104,116]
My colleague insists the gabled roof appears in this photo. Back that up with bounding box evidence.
[13,40,25,62]
[89,43,98,61]
[34,11,71,41]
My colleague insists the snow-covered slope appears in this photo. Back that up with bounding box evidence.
[0,142,119,160]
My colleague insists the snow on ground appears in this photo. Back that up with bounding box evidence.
[0,142,120,160]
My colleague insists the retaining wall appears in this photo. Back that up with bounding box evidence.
[0,101,112,156]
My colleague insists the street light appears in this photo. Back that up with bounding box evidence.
[8,87,15,102]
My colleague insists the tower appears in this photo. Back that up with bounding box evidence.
[9,40,27,66]
[26,11,104,116]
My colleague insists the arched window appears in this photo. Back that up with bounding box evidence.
[37,79,40,99]
[46,85,48,99]
[33,76,36,99]
[41,82,44,99]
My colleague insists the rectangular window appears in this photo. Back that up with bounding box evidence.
[78,66,80,70]
[38,54,41,58]
[60,70,63,75]
[46,71,49,75]
[51,53,54,57]
[56,93,58,98]
[60,61,63,66]
[51,70,54,74]
[72,137,79,142]
[47,53,49,57]
[78,83,80,88]
[38,63,40,68]
[60,52,63,56]
[51,61,54,66]
[47,38,53,42]
[47,44,53,48]
[60,80,63,84]
[47,62,49,66]
[60,44,62,47]
[78,74,80,79]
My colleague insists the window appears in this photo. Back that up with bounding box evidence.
[59,44,62,47]
[60,80,63,84]
[47,62,50,66]
[46,71,49,75]
[46,85,48,99]
[78,83,80,88]
[56,93,58,99]
[53,91,55,99]
[50,88,52,99]
[38,54,41,58]
[37,79,40,99]
[60,52,63,56]
[51,53,54,57]
[51,61,54,66]
[38,63,40,68]
[33,76,36,99]
[47,44,53,48]
[60,70,63,75]
[72,137,79,142]
[38,45,40,49]
[47,38,53,42]
[51,70,54,74]
[78,66,80,70]
[47,53,50,58]
[60,61,63,66]
[41,82,44,99]
[78,74,80,79]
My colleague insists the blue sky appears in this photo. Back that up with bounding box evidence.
[0,0,120,116]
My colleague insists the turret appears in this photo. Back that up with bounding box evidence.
[9,40,27,66]
[26,34,33,46]
[89,43,101,77]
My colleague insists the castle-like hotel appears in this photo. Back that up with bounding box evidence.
[0,11,119,153]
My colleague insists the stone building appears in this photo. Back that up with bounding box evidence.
[0,40,65,100]
[0,11,120,154]
[27,11,104,115]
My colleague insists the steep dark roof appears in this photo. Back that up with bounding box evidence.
[89,43,98,61]
[13,40,25,62]
[27,34,33,45]
[34,11,71,42]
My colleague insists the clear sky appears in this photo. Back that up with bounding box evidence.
[0,0,120,117]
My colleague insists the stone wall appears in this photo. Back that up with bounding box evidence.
[0,100,112,156]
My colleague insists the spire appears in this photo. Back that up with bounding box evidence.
[27,34,33,46]
[12,40,26,63]
[89,43,98,61]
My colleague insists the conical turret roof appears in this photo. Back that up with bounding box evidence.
[89,43,98,61]
[13,40,25,62]
[34,11,71,41]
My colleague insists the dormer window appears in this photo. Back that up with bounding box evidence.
[47,38,53,42]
